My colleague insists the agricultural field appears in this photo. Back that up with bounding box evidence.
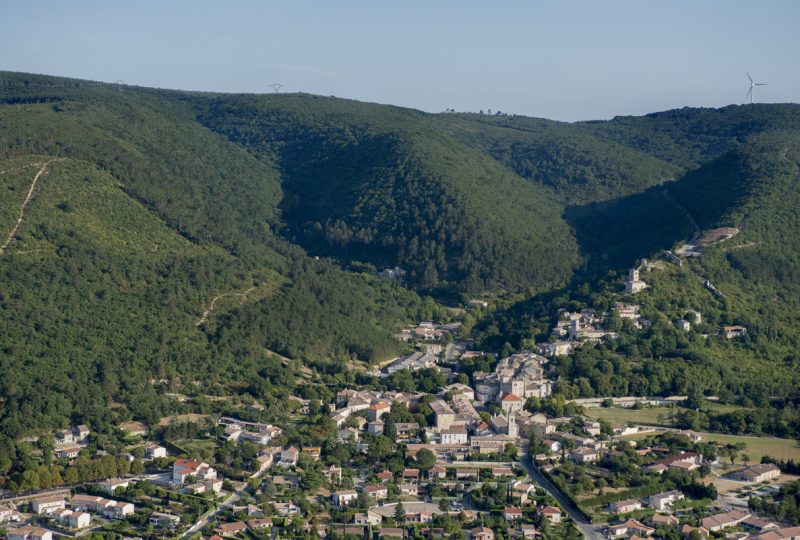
[586,401,745,427]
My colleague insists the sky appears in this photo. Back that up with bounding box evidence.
[2,1,798,122]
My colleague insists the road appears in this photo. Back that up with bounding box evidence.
[180,462,270,539]
[521,456,606,540]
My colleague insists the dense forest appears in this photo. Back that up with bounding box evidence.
[1,71,800,451]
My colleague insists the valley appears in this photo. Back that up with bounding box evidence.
[1,72,799,540]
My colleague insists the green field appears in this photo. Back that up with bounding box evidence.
[690,432,800,464]
[586,402,747,428]
[586,404,800,463]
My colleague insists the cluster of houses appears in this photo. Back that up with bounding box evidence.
[24,492,133,530]
[547,309,619,354]
[172,457,223,494]
[218,416,283,446]
[52,425,91,459]
[474,351,552,401]
[392,321,461,344]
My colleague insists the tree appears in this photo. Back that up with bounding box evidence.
[394,501,406,523]
[367,436,393,463]
[416,449,436,471]
[439,498,451,511]
[130,460,145,475]
[742,454,751,466]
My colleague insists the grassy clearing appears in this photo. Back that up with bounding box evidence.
[693,433,800,464]
[618,430,800,463]
[586,401,749,428]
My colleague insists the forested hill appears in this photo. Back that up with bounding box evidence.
[188,94,580,295]
[479,133,800,404]
[1,70,799,438]
[0,72,440,437]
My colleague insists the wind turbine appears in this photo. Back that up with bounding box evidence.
[746,73,767,104]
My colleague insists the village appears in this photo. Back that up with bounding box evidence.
[0,260,787,540]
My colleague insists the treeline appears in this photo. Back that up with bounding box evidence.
[3,455,143,493]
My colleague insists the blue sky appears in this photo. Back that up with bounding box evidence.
[2,1,797,121]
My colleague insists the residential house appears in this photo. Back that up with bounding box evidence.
[144,444,167,459]
[471,527,495,540]
[609,499,642,514]
[400,483,419,496]
[99,477,130,494]
[492,467,515,478]
[103,501,135,519]
[150,512,181,529]
[542,439,561,453]
[246,518,273,531]
[429,466,447,479]
[32,495,65,514]
[377,470,394,483]
[7,527,52,540]
[455,468,479,481]
[324,466,343,483]
[55,447,82,459]
[279,446,299,468]
[651,452,702,472]
[380,527,407,539]
[354,511,382,526]
[442,383,475,401]
[681,525,710,539]
[504,506,523,521]
[701,510,751,532]
[430,400,455,430]
[172,458,217,484]
[648,490,685,511]
[406,511,432,523]
[395,422,420,440]
[368,402,391,421]
[0,505,21,523]
[742,516,781,533]
[650,514,680,528]
[272,501,300,516]
[608,519,655,537]
[365,484,388,500]
[215,521,248,536]
[368,420,385,436]
[439,428,468,445]
[402,468,420,481]
[723,325,748,339]
[333,490,358,508]
[540,506,562,523]
[583,420,602,436]
[756,527,800,540]
[385,351,439,374]
[520,524,537,539]
[569,447,599,464]
[65,511,91,529]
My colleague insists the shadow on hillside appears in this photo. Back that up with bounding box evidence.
[563,184,696,273]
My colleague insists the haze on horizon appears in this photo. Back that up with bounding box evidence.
[2,0,798,122]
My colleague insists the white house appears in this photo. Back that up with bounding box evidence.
[333,490,358,508]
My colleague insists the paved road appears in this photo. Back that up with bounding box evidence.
[521,456,605,540]
[181,463,270,539]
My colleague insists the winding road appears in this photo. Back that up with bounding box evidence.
[521,456,605,540]
[180,460,271,539]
